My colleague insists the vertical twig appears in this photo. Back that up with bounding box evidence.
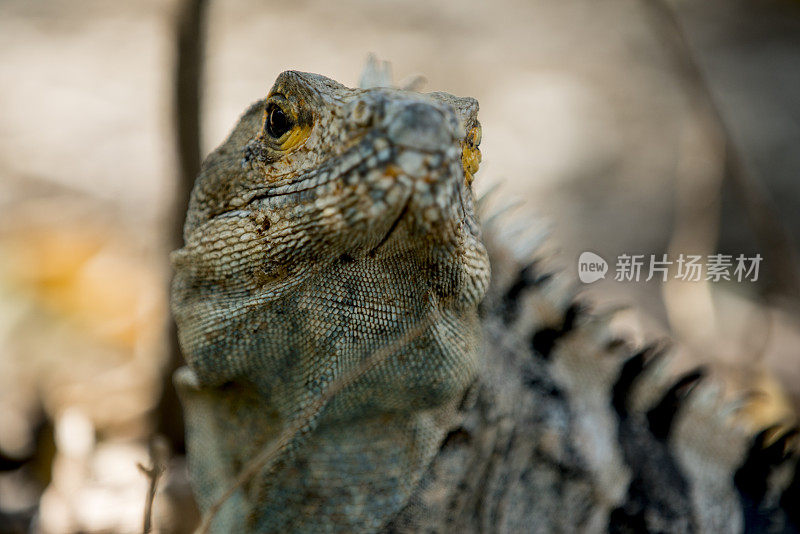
[138,436,169,534]
[155,0,209,454]
[173,0,208,225]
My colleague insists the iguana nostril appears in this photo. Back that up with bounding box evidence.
[387,102,451,150]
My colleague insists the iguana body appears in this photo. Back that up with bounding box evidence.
[171,67,799,533]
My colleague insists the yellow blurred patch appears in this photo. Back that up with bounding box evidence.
[0,221,164,351]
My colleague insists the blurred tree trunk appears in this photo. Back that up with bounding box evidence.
[156,0,208,454]
[639,0,800,301]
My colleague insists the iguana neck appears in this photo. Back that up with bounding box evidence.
[177,254,483,532]
[177,362,465,532]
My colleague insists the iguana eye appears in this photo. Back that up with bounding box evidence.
[257,94,312,155]
[266,103,293,139]
[462,124,482,186]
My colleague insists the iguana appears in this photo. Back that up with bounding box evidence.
[170,64,799,533]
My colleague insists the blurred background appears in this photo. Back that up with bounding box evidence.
[1,0,799,531]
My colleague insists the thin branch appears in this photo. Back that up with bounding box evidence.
[173,0,208,231]
[156,0,209,454]
[138,436,169,534]
[195,310,440,534]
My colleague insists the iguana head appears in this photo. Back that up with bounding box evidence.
[182,70,485,266]
[172,70,489,420]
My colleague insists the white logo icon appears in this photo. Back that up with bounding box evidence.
[578,252,608,284]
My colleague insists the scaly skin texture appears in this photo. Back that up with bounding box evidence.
[171,70,490,532]
[172,68,800,533]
